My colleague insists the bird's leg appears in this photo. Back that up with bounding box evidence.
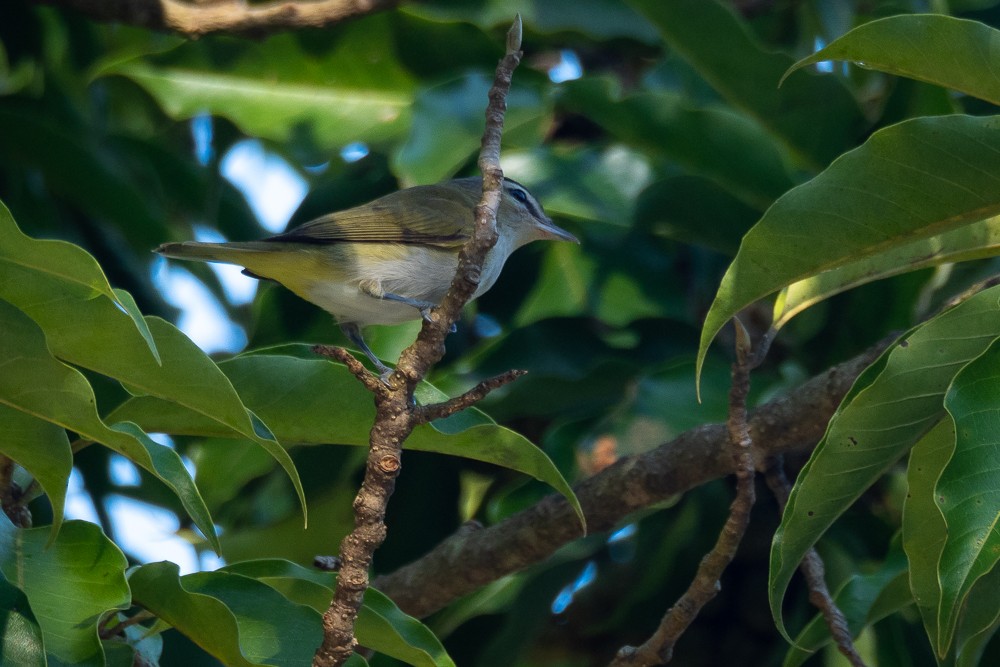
[358,283,457,332]
[339,322,394,384]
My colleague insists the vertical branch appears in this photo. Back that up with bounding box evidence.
[312,16,524,667]
[610,319,757,666]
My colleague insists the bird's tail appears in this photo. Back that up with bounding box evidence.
[154,241,275,265]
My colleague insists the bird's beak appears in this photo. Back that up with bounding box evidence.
[537,217,579,243]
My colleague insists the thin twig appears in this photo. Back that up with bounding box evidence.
[32,0,400,38]
[610,318,757,666]
[313,344,387,396]
[414,370,527,424]
[312,17,524,667]
[373,338,890,618]
[764,458,867,667]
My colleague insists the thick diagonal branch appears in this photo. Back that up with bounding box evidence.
[373,338,890,618]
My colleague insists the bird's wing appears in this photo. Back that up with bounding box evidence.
[268,185,475,248]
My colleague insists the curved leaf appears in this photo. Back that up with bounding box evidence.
[784,15,1000,106]
[936,339,1000,651]
[221,560,456,667]
[769,285,1000,640]
[109,352,585,530]
[0,206,305,522]
[0,300,220,552]
[0,199,158,362]
[181,570,323,667]
[359,588,456,667]
[0,517,129,666]
[699,115,1000,386]
[0,405,72,542]
[902,420,953,656]
[773,215,1000,331]
[130,563,269,667]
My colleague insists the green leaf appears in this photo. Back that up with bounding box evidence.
[773,215,1000,331]
[220,560,456,667]
[903,420,953,656]
[628,0,866,167]
[955,564,1000,667]
[0,300,220,552]
[0,517,129,666]
[0,205,305,523]
[784,15,1000,106]
[936,339,1000,652]
[181,570,323,667]
[0,198,158,362]
[109,351,585,530]
[783,539,910,666]
[100,21,413,155]
[0,405,72,542]
[698,115,1000,387]
[130,562,264,667]
[359,588,456,667]
[769,285,1000,641]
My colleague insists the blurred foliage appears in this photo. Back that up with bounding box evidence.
[2,0,1000,665]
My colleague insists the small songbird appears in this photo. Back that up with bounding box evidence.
[156,177,577,378]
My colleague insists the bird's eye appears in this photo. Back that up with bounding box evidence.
[509,187,529,204]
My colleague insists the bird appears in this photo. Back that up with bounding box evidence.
[155,176,578,379]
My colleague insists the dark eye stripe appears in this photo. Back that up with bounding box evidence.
[505,182,543,220]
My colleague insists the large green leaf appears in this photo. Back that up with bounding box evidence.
[222,560,455,667]
[0,405,72,542]
[773,215,1000,331]
[181,570,322,667]
[99,20,413,155]
[0,517,129,667]
[0,300,220,552]
[785,15,1000,106]
[769,285,1000,640]
[628,0,866,167]
[0,199,157,362]
[130,562,285,667]
[108,350,585,529]
[698,115,1000,386]
[936,340,1000,652]
[0,204,305,522]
